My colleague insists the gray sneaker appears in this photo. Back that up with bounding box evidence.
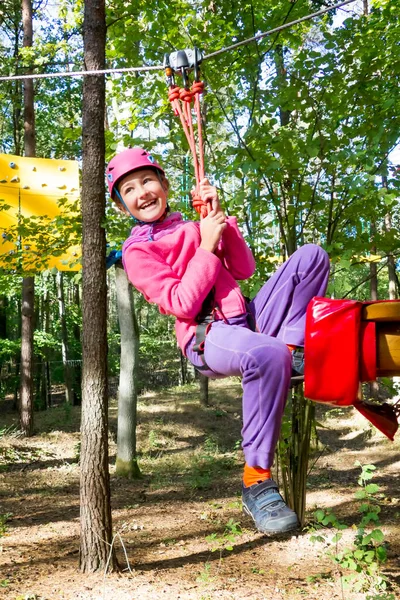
[291,348,304,376]
[242,479,299,534]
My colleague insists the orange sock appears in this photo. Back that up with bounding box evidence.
[243,464,271,488]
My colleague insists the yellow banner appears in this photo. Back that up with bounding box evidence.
[0,154,81,271]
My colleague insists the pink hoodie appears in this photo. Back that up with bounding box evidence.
[122,212,256,353]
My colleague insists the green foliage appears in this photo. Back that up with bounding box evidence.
[0,0,400,426]
[205,518,242,553]
[186,434,237,490]
[0,198,82,275]
[309,462,394,598]
[0,512,12,537]
[196,562,215,584]
[33,331,60,357]
[0,339,20,361]
[102,0,400,302]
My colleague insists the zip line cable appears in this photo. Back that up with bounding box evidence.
[203,0,356,61]
[0,0,356,83]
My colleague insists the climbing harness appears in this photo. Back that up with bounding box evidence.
[192,288,218,370]
[164,48,209,218]
[192,289,257,371]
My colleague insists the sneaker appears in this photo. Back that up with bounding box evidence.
[291,348,304,376]
[242,479,299,534]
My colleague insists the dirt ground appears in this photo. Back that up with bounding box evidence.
[0,380,399,600]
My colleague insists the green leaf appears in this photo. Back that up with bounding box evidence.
[365,483,380,495]
[314,509,326,523]
[306,145,319,158]
[364,550,375,563]
[347,559,358,571]
[369,529,385,543]
[376,545,387,562]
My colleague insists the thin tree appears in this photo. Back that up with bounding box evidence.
[19,0,35,437]
[198,372,209,407]
[56,271,73,404]
[72,282,82,405]
[382,174,397,300]
[79,0,117,572]
[115,263,140,478]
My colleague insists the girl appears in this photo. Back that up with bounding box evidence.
[106,147,330,535]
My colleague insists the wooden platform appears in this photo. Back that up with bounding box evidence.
[362,302,400,376]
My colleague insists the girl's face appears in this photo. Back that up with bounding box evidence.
[118,168,169,222]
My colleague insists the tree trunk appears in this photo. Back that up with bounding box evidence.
[56,271,73,404]
[0,297,7,339]
[72,282,82,405]
[43,279,51,408]
[382,175,397,299]
[385,215,397,300]
[179,350,187,385]
[274,44,296,255]
[19,0,36,437]
[33,286,44,410]
[79,0,116,573]
[276,386,314,527]
[369,219,379,399]
[13,298,22,410]
[370,222,378,301]
[20,276,34,433]
[115,264,141,479]
[198,372,209,407]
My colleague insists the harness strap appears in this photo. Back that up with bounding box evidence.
[192,319,213,371]
[192,302,256,371]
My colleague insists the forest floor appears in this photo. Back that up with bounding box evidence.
[0,379,399,600]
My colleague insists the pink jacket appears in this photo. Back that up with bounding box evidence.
[122,212,256,353]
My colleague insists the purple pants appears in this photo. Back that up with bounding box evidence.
[186,244,330,469]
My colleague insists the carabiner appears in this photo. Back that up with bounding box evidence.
[163,53,175,87]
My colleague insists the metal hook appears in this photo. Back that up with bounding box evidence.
[163,53,175,86]
[193,46,200,82]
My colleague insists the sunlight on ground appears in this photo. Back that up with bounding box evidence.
[1,379,399,600]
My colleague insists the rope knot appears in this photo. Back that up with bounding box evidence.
[168,85,180,102]
[191,80,204,95]
[179,87,193,103]
[192,192,209,218]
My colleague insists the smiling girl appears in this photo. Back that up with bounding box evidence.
[106,147,330,535]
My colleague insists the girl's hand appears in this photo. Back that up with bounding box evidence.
[198,178,221,213]
[199,208,227,253]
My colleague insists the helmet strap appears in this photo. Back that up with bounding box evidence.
[114,187,170,226]
[114,189,139,223]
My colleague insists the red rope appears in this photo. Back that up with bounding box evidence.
[168,80,208,217]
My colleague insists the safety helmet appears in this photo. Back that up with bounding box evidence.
[106,147,165,199]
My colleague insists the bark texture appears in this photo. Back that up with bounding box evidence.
[20,276,34,434]
[19,0,36,437]
[79,0,116,572]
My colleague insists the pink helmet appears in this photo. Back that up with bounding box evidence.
[106,147,165,199]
